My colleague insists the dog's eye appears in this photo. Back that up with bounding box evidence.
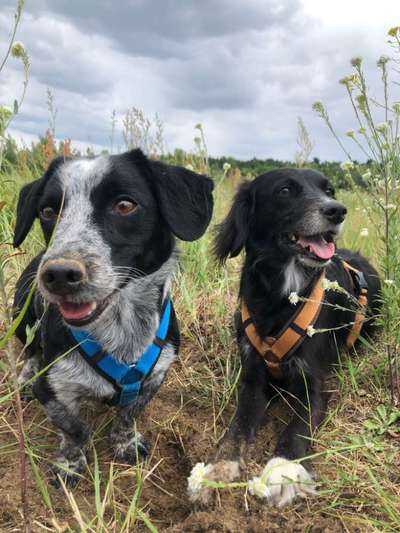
[40,207,57,221]
[278,187,291,197]
[326,187,335,197]
[112,199,138,216]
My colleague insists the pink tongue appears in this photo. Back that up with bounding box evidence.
[298,236,335,259]
[58,302,94,321]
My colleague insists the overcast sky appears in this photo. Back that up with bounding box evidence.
[1,0,399,161]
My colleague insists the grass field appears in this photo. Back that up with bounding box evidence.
[0,167,400,532]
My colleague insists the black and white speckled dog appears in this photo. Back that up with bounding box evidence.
[13,149,213,487]
[188,168,380,507]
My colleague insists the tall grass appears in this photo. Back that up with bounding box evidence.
[1,8,400,532]
[313,32,400,402]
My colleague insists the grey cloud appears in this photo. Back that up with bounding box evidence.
[24,0,303,59]
[1,0,398,161]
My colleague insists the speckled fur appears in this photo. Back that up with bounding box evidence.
[13,150,214,487]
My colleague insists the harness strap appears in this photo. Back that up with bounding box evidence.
[69,298,172,406]
[242,272,325,379]
[341,261,369,348]
[242,261,369,379]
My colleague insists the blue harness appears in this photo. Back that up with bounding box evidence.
[69,299,172,406]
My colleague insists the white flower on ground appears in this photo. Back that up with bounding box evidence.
[384,279,394,286]
[288,292,299,305]
[306,325,316,337]
[247,476,271,499]
[187,462,212,493]
[360,228,369,237]
[340,161,354,171]
[223,162,231,172]
[322,279,341,291]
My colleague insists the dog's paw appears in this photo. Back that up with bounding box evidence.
[50,453,87,489]
[249,457,316,507]
[114,433,149,465]
[187,460,240,505]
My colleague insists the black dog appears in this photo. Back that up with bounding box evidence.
[188,168,380,507]
[13,149,213,487]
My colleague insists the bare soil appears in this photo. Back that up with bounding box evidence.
[0,330,397,532]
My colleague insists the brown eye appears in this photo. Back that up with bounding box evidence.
[112,199,137,216]
[41,207,56,220]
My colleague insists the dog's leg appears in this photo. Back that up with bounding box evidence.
[188,353,270,504]
[17,353,40,401]
[256,375,326,507]
[34,379,89,488]
[46,399,89,488]
[110,400,150,464]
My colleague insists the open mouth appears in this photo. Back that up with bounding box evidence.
[57,299,109,327]
[285,231,336,262]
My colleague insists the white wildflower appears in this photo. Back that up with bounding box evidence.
[11,41,26,58]
[377,55,390,67]
[350,56,362,67]
[223,162,231,172]
[384,279,394,286]
[187,462,212,493]
[340,161,354,172]
[288,292,299,305]
[362,171,371,181]
[322,279,341,291]
[306,325,316,337]
[359,228,369,237]
[393,102,400,115]
[376,122,389,133]
[247,476,271,499]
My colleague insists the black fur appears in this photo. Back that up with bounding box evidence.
[212,168,380,502]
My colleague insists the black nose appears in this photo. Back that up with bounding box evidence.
[320,201,347,224]
[40,259,86,295]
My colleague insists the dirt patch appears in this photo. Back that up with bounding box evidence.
[0,334,398,532]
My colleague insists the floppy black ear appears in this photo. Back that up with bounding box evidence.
[13,157,65,247]
[13,178,43,247]
[214,181,255,263]
[149,160,214,241]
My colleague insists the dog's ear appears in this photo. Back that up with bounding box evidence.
[13,157,63,247]
[13,177,43,247]
[149,160,214,241]
[214,181,255,263]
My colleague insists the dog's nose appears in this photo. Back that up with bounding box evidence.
[320,201,347,224]
[40,259,86,295]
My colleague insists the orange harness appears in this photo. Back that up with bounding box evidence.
[241,260,368,379]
